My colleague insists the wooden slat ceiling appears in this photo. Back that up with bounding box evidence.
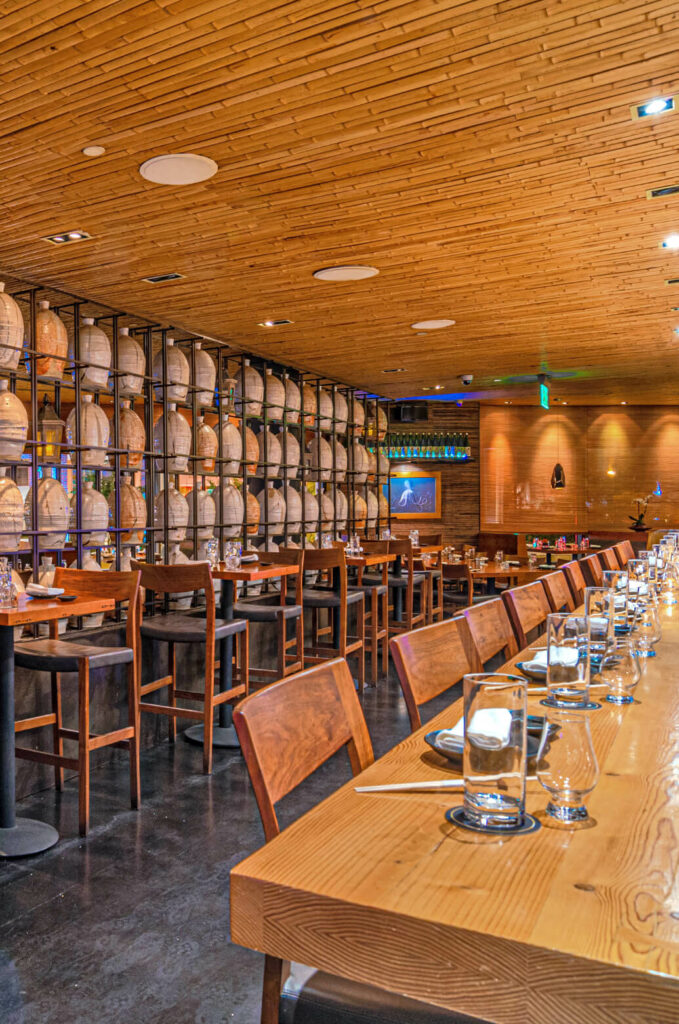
[1,0,679,403]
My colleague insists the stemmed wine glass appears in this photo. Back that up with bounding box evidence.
[536,712,599,826]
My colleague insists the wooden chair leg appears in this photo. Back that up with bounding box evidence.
[277,613,286,679]
[127,660,141,810]
[296,610,304,672]
[50,671,64,791]
[261,954,282,1024]
[380,588,389,676]
[370,591,378,685]
[168,641,177,743]
[240,626,249,696]
[356,599,365,694]
[78,659,91,837]
[203,640,215,775]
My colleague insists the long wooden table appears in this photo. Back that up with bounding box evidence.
[231,605,679,1023]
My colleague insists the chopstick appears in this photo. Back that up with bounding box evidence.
[356,775,539,794]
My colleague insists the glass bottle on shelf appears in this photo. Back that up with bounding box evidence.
[464,432,470,458]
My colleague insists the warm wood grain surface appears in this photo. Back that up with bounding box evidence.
[211,563,300,582]
[346,553,396,568]
[231,605,679,1023]
[0,593,115,628]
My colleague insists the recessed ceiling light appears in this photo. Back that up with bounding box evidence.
[258,318,293,328]
[43,230,92,245]
[382,367,405,373]
[433,385,444,390]
[504,401,511,405]
[82,145,105,157]
[607,468,617,477]
[313,265,379,282]
[139,153,218,185]
[633,96,675,119]
[661,234,679,249]
[621,401,627,405]
[410,319,456,330]
[493,378,501,382]
[142,272,185,283]
[647,183,679,199]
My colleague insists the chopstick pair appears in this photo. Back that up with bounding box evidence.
[356,776,538,794]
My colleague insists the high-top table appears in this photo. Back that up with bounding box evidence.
[0,592,115,858]
[231,605,679,1022]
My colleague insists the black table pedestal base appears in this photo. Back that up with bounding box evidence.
[183,723,240,749]
[0,817,59,858]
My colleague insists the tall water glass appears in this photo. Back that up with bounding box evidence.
[545,613,590,709]
[602,569,630,630]
[599,639,641,704]
[584,587,615,670]
[536,712,599,825]
[633,601,661,657]
[462,674,527,830]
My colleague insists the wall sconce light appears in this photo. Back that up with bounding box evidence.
[37,394,65,463]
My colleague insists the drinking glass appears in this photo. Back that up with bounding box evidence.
[205,538,218,567]
[381,528,392,540]
[545,613,590,709]
[466,546,476,562]
[494,550,503,564]
[599,639,641,704]
[527,552,538,569]
[225,540,242,569]
[584,587,615,670]
[462,673,527,830]
[633,601,661,657]
[321,533,333,549]
[536,712,599,825]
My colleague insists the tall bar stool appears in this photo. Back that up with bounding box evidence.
[345,539,389,684]
[381,537,427,635]
[294,547,365,692]
[235,549,304,685]
[13,567,141,836]
[133,560,248,775]
[414,532,444,623]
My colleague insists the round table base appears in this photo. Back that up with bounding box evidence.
[183,724,240,749]
[0,818,59,858]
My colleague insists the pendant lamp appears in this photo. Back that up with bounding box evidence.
[551,413,565,489]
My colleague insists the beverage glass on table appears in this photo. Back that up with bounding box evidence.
[225,541,242,569]
[494,550,503,564]
[584,587,615,671]
[545,613,590,709]
[466,546,476,562]
[632,600,661,657]
[599,639,641,704]
[462,673,527,830]
[602,570,630,633]
[536,712,599,825]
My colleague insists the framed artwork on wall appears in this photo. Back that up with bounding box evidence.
[384,469,442,519]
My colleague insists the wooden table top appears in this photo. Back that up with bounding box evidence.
[413,544,443,555]
[231,606,679,1023]
[469,564,546,580]
[211,563,299,582]
[0,593,116,628]
[346,553,396,568]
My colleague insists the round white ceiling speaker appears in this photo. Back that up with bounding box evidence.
[82,145,106,157]
[410,319,456,330]
[313,265,379,282]
[139,153,218,185]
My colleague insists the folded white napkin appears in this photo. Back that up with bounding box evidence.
[438,708,513,752]
[26,583,64,597]
[525,646,579,669]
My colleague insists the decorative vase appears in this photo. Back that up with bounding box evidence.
[244,425,258,474]
[246,488,260,535]
[25,477,70,549]
[187,488,216,540]
[320,490,334,531]
[35,300,68,379]
[366,488,378,528]
[154,404,191,472]
[283,374,301,423]
[285,485,303,532]
[118,327,145,397]
[369,401,388,440]
[66,394,110,466]
[280,430,300,477]
[378,450,390,477]
[333,439,347,482]
[318,388,333,431]
[0,283,24,370]
[264,369,285,420]
[349,490,367,530]
[334,487,348,530]
[76,480,110,546]
[366,448,377,480]
[119,400,146,469]
[220,420,242,476]
[349,395,365,434]
[0,380,28,460]
[351,441,369,483]
[114,482,146,545]
[307,435,332,481]
[192,343,217,407]
[154,484,189,542]
[234,358,263,417]
[72,317,110,390]
[258,487,285,536]
[257,427,281,478]
[212,482,243,538]
[378,490,389,522]
[302,487,319,527]
[196,417,218,473]
[0,473,24,549]
[334,390,348,434]
[302,383,317,426]
[153,337,189,402]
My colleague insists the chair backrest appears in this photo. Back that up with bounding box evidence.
[52,566,141,648]
[418,532,442,546]
[540,570,575,613]
[614,541,630,566]
[131,559,215,620]
[360,539,390,554]
[581,552,604,587]
[501,580,552,648]
[599,547,620,571]
[463,598,518,667]
[390,617,480,731]
[620,540,635,563]
[259,547,304,602]
[233,658,374,840]
[561,560,587,606]
[442,562,473,607]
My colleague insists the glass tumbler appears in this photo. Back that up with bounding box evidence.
[584,587,615,671]
[599,639,641,704]
[545,613,590,709]
[462,673,527,830]
[633,601,661,657]
[536,712,599,825]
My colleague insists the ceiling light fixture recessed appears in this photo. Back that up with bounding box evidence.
[382,367,405,373]
[82,145,106,157]
[410,319,456,330]
[313,265,379,282]
[433,385,444,390]
[633,96,675,119]
[647,183,679,199]
[142,272,185,283]
[139,153,218,185]
[43,230,92,245]
[258,318,293,328]
[621,401,627,405]
[661,234,679,249]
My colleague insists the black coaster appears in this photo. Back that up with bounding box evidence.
[539,698,601,711]
[446,807,541,836]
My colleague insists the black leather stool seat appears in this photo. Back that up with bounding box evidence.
[14,638,134,674]
[281,969,487,1024]
[235,599,303,623]
[294,588,364,609]
[140,613,247,642]
[363,572,426,589]
[349,582,388,597]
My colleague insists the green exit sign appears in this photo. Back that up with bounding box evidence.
[540,383,550,409]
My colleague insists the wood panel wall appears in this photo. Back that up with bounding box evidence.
[481,406,679,533]
[391,402,479,545]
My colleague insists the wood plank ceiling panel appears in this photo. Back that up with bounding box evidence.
[0,0,678,401]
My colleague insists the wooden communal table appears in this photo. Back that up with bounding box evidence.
[0,592,115,858]
[536,545,588,565]
[346,551,396,581]
[183,561,301,750]
[467,562,546,594]
[231,605,679,1023]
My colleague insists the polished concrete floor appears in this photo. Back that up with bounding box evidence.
[0,668,461,1024]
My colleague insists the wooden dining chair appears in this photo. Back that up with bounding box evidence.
[599,547,621,571]
[236,548,304,684]
[619,540,635,564]
[561,559,587,607]
[614,541,630,566]
[501,579,552,648]
[345,539,389,684]
[463,598,518,669]
[540,570,575,613]
[413,533,444,624]
[442,562,475,609]
[133,560,249,775]
[581,552,604,587]
[390,617,480,731]
[14,567,142,836]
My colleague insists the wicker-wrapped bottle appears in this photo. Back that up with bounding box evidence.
[264,368,286,421]
[72,317,110,390]
[76,481,110,546]
[348,395,365,434]
[66,394,110,467]
[212,482,243,538]
[0,283,24,370]
[0,380,28,461]
[302,487,319,528]
[113,481,146,545]
[119,400,145,470]
[118,327,145,397]
[220,419,242,476]
[366,488,378,529]
[25,476,70,549]
[257,427,281,478]
[348,490,367,531]
[154,403,191,472]
[280,429,300,477]
[35,300,68,379]
[350,441,369,484]
[246,487,261,535]
[244,424,259,474]
[196,416,218,474]
[284,485,303,532]
[153,337,189,402]
[283,374,301,423]
[0,473,24,549]
[154,484,189,542]
[193,343,217,407]
[334,487,348,531]
[187,487,216,540]
[320,490,334,532]
[307,435,332,481]
[258,486,286,536]
[318,388,333,431]
[302,383,317,426]
[234,358,263,418]
[333,390,348,434]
